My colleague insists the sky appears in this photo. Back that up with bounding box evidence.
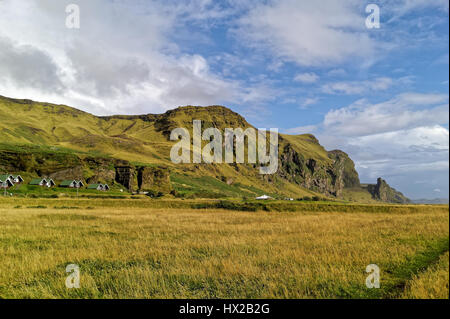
[0,0,448,199]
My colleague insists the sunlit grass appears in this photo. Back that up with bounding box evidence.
[0,199,448,299]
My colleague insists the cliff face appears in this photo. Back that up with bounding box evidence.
[137,166,172,194]
[278,142,360,197]
[115,166,135,191]
[278,145,410,203]
[366,178,411,204]
[328,150,360,189]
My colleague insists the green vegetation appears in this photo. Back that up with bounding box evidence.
[342,187,379,203]
[401,252,449,299]
[170,174,277,199]
[282,134,331,165]
[3,183,125,198]
[0,95,358,201]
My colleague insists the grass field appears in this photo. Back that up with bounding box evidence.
[0,198,448,299]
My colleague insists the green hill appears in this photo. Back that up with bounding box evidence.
[0,95,409,202]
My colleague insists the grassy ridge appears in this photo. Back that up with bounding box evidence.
[0,201,447,298]
[1,198,447,213]
[0,95,332,199]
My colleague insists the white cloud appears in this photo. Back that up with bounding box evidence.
[294,72,319,84]
[0,36,64,94]
[323,124,449,198]
[322,93,449,136]
[397,92,449,105]
[235,0,449,70]
[0,0,267,115]
[387,0,449,19]
[353,125,448,150]
[327,68,347,77]
[320,77,415,95]
[287,93,450,198]
[237,0,380,67]
[300,97,319,109]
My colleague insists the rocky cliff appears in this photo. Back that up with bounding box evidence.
[365,178,411,204]
[278,139,360,197]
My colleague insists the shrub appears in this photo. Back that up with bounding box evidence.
[146,190,164,198]
[193,201,269,212]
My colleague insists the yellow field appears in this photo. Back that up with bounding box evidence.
[0,198,448,299]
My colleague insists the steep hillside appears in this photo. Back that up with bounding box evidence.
[363,178,411,204]
[0,94,407,202]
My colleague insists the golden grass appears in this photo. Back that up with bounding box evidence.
[0,199,448,299]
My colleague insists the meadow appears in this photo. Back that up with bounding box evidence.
[0,198,448,299]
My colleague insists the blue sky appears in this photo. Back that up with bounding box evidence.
[0,0,448,199]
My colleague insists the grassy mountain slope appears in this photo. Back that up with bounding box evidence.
[0,94,404,202]
[0,96,321,198]
[0,96,328,165]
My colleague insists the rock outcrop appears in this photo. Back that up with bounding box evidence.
[365,178,410,204]
[115,166,136,191]
[278,143,360,197]
[137,166,172,194]
[327,150,360,189]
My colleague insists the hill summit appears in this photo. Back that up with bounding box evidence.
[0,95,409,203]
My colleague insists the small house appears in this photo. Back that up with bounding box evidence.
[76,181,85,188]
[59,180,77,188]
[29,178,48,186]
[0,174,14,183]
[46,179,56,187]
[11,175,24,183]
[87,184,104,191]
[0,178,14,188]
[87,184,110,191]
